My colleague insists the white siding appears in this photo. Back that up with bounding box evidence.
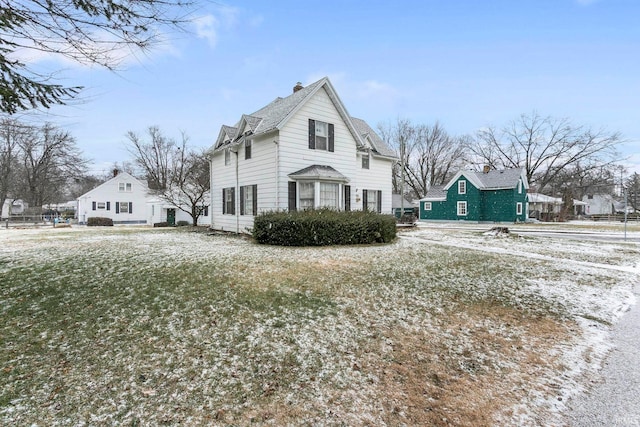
[76,172,149,224]
[354,153,394,213]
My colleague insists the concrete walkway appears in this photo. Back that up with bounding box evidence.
[564,283,640,427]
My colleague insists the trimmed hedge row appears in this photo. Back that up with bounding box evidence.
[87,217,113,226]
[253,209,396,246]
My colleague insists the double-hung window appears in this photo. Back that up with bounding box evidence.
[119,202,129,213]
[458,180,466,194]
[319,183,339,209]
[457,201,467,216]
[308,119,334,152]
[299,182,315,210]
[240,185,257,216]
[222,187,235,214]
[363,190,382,213]
[245,140,252,160]
[224,148,231,166]
[362,153,370,169]
[118,182,132,192]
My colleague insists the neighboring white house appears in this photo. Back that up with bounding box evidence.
[527,193,563,221]
[1,198,27,218]
[147,195,211,226]
[76,171,149,225]
[208,77,398,233]
[582,193,615,215]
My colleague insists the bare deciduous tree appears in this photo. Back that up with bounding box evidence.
[127,126,209,225]
[468,112,623,193]
[1,0,195,113]
[379,119,467,199]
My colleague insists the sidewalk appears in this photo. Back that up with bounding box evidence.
[564,283,640,426]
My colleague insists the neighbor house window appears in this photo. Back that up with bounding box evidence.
[240,185,257,215]
[363,189,382,213]
[517,202,523,215]
[362,153,370,169]
[118,182,132,192]
[319,182,339,209]
[299,182,315,210]
[424,202,432,211]
[119,202,129,213]
[458,180,466,194]
[97,202,106,209]
[245,140,252,160]
[457,201,467,216]
[518,180,522,194]
[224,148,231,166]
[202,205,209,216]
[308,119,334,152]
[222,187,235,214]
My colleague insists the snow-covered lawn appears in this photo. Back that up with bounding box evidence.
[0,225,638,426]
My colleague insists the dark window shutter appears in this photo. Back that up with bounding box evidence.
[240,186,245,215]
[106,201,110,211]
[328,123,334,152]
[129,202,133,214]
[344,185,351,211]
[377,190,382,213]
[230,188,235,215]
[308,119,315,149]
[363,190,368,211]
[222,189,226,214]
[92,201,96,210]
[252,185,258,215]
[115,202,119,214]
[288,182,297,211]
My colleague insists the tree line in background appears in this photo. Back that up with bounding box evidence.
[379,112,638,214]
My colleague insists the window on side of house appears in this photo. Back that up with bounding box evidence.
[362,153,370,169]
[518,180,522,194]
[457,201,467,216]
[224,148,231,166]
[363,189,382,213]
[222,187,235,215]
[517,202,523,215]
[240,185,257,216]
[97,202,106,209]
[118,182,132,192]
[319,182,339,209]
[424,201,432,211]
[119,202,129,213]
[245,140,252,160]
[308,119,334,152]
[458,180,466,194]
[299,182,315,210]
[202,205,209,217]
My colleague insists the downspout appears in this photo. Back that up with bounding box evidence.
[274,139,279,210]
[235,138,240,234]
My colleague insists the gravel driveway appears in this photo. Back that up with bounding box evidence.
[565,282,640,427]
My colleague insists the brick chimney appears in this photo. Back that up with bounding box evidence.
[483,165,491,174]
[293,82,303,93]
[113,168,119,177]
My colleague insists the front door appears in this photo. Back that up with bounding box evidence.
[167,208,176,226]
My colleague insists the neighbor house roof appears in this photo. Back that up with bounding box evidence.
[392,194,416,208]
[420,185,447,201]
[528,193,563,204]
[444,168,528,191]
[213,77,397,159]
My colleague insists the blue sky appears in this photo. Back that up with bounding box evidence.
[30,0,640,176]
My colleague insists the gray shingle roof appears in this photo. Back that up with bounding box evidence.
[288,164,349,182]
[468,168,524,189]
[350,117,396,158]
[423,185,447,200]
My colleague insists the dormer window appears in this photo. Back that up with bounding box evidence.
[308,119,334,152]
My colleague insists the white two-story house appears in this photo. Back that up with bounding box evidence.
[209,77,397,233]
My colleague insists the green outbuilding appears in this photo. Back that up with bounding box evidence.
[419,167,529,222]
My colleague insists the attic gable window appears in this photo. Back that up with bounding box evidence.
[118,182,132,192]
[362,153,370,169]
[308,119,334,152]
[458,180,466,194]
